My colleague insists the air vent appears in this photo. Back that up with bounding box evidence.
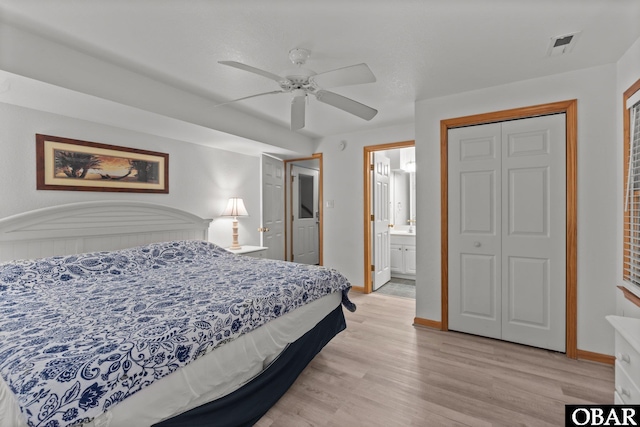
[547,31,581,56]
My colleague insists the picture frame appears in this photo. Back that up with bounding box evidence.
[36,134,169,193]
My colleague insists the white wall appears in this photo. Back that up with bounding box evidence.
[415,64,618,355]
[0,102,262,248]
[315,123,414,287]
[616,36,640,318]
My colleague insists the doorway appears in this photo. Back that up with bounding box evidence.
[440,100,577,358]
[363,140,415,294]
[284,154,323,265]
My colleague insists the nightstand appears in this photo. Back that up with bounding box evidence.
[225,245,268,258]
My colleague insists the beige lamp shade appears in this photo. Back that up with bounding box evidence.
[221,197,248,217]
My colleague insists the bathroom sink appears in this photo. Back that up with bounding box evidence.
[390,230,415,235]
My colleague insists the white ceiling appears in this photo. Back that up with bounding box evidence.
[1,0,639,147]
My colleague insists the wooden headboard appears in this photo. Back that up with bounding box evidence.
[0,201,213,262]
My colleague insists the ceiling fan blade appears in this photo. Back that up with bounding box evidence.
[291,94,306,131]
[219,61,284,82]
[215,90,284,107]
[315,90,378,121]
[312,63,376,88]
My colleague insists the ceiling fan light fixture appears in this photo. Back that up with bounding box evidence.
[291,90,306,131]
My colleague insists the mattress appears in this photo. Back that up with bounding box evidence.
[0,240,352,427]
[0,292,341,427]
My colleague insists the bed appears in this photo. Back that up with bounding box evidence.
[0,201,354,427]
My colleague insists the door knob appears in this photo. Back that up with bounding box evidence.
[258,227,270,232]
[474,241,481,247]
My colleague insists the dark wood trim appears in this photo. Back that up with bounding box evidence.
[565,100,578,359]
[622,79,640,281]
[440,100,578,358]
[363,140,416,294]
[576,349,615,365]
[36,134,169,193]
[283,153,323,265]
[440,120,449,332]
[618,285,640,308]
[413,317,442,329]
[363,147,371,293]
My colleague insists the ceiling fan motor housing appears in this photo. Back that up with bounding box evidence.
[280,67,317,91]
[279,48,318,91]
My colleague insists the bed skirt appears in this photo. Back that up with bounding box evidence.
[154,304,347,427]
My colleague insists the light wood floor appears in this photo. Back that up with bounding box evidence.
[256,292,614,427]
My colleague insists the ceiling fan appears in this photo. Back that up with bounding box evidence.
[218,48,378,131]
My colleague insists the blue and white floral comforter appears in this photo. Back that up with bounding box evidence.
[0,240,353,427]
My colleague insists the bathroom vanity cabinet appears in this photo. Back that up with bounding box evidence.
[390,233,416,278]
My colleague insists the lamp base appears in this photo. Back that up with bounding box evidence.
[230,218,241,250]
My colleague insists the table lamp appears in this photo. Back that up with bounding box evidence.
[221,197,249,250]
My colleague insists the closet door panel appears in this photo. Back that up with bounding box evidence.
[461,170,496,234]
[508,166,549,237]
[507,256,550,326]
[448,123,502,338]
[459,253,498,319]
[501,114,566,352]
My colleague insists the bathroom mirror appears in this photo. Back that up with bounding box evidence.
[391,170,416,228]
[384,146,416,230]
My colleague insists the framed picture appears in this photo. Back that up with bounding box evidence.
[36,134,169,193]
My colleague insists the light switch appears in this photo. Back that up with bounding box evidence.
[325,200,334,208]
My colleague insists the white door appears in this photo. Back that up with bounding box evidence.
[372,152,391,290]
[261,154,285,260]
[448,114,566,352]
[291,165,319,265]
[500,116,566,351]
[448,123,503,339]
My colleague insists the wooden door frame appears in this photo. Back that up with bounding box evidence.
[284,153,323,265]
[622,79,640,288]
[440,100,578,359]
[363,140,416,294]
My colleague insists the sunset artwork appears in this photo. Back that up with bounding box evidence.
[36,134,169,193]
[53,149,160,183]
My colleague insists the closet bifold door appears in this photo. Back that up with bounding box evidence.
[448,122,503,340]
[500,115,566,352]
[448,114,566,352]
